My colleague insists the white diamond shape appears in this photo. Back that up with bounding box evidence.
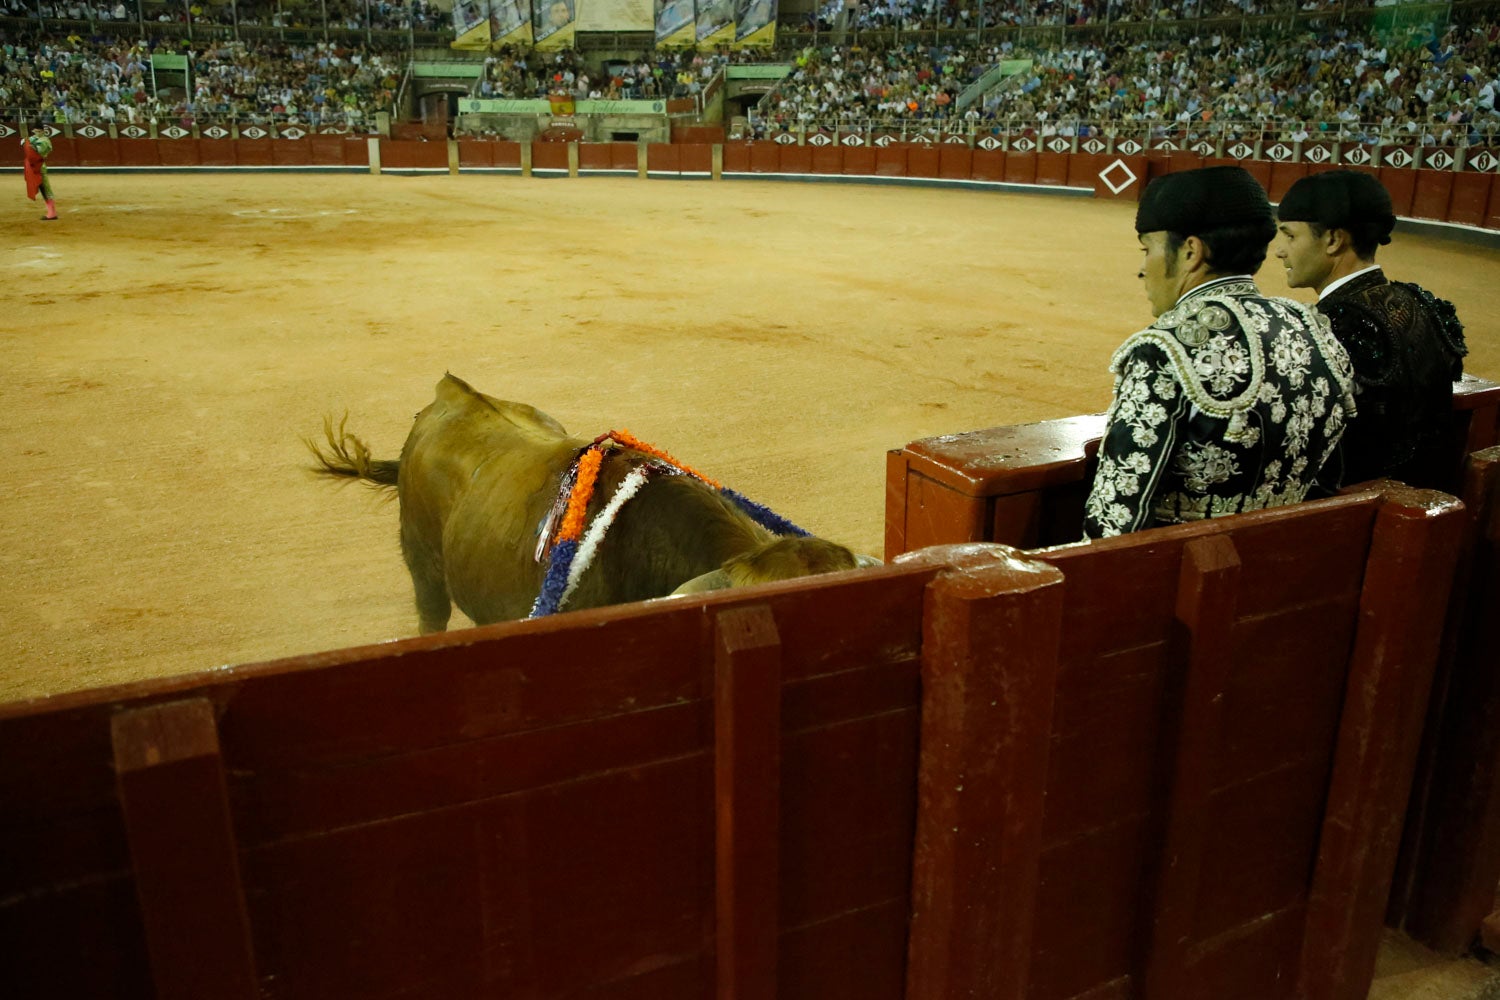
[162,125,189,139]
[279,126,306,140]
[78,125,105,137]
[1098,158,1138,195]
[1049,138,1070,152]
[1229,142,1252,159]
[122,125,148,138]
[1154,139,1178,151]
[946,134,968,144]
[1304,145,1330,163]
[1343,146,1370,165]
[1470,151,1498,172]
[1385,148,1412,168]
[1267,142,1291,161]
[773,132,795,144]
[840,133,863,146]
[977,136,1001,150]
[204,126,229,139]
[319,126,347,134]
[1083,138,1105,154]
[0,124,13,137]
[874,135,895,147]
[1011,137,1035,152]
[1117,139,1141,155]
[242,126,268,139]
[911,134,933,144]
[1426,150,1453,170]
[1193,141,1214,156]
[807,132,831,146]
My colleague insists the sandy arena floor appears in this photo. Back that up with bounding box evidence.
[3,173,1498,703]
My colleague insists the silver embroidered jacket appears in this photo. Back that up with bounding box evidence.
[1083,276,1358,539]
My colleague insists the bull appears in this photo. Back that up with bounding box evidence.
[308,374,867,633]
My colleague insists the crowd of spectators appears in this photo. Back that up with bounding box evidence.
[0,26,401,125]
[478,45,726,100]
[1,0,446,31]
[2,4,1495,144]
[756,14,1500,145]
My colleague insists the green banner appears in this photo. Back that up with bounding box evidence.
[415,61,485,77]
[460,98,552,113]
[151,53,188,70]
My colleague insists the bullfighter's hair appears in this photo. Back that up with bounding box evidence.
[304,413,401,492]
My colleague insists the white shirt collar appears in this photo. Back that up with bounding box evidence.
[1319,264,1383,301]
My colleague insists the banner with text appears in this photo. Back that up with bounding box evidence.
[532,0,577,48]
[489,0,533,44]
[695,0,734,46]
[655,0,695,45]
[732,0,774,46]
[451,0,490,48]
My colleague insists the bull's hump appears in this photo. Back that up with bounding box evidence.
[435,374,568,438]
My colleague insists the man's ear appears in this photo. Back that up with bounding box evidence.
[1181,234,1210,273]
[1325,227,1353,256]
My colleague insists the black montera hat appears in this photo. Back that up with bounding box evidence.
[1135,165,1274,236]
[1277,169,1395,246]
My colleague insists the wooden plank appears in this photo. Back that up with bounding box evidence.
[112,698,258,1000]
[885,449,910,559]
[1396,448,1500,950]
[714,605,782,1000]
[905,546,1066,1000]
[1299,486,1467,1000]
[1144,536,1241,1000]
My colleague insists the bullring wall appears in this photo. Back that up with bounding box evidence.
[4,127,1497,233]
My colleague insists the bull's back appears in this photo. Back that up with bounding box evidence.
[399,377,584,620]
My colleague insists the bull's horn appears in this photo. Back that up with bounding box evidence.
[668,568,734,596]
[854,553,883,567]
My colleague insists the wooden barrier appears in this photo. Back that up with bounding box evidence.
[884,374,1500,957]
[0,484,1465,999]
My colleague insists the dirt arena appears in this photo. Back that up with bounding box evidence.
[3,173,1498,704]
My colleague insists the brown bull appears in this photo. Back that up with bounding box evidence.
[308,374,862,633]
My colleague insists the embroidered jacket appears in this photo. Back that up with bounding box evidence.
[1084,276,1358,538]
[1318,269,1466,491]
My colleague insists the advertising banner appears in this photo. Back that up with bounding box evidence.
[489,0,533,44]
[576,0,652,30]
[732,0,774,47]
[655,0,695,45]
[450,0,491,49]
[532,0,576,48]
[695,0,734,47]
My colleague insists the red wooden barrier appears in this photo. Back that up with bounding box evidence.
[907,145,940,179]
[199,139,237,166]
[73,136,120,166]
[875,144,907,177]
[645,140,681,173]
[779,144,812,175]
[1411,168,1455,222]
[750,143,780,174]
[457,138,493,168]
[236,138,273,167]
[1489,175,1500,230]
[1380,167,1417,217]
[971,148,1005,182]
[1034,150,1068,186]
[1447,172,1491,227]
[1268,160,1310,202]
[576,141,614,171]
[271,140,313,167]
[720,141,749,174]
[610,141,638,172]
[1003,152,1037,184]
[938,145,971,180]
[811,145,842,174]
[842,146,876,176]
[530,141,568,173]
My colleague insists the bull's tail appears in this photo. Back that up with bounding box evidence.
[305,413,400,490]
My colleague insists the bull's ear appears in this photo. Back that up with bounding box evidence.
[668,568,734,596]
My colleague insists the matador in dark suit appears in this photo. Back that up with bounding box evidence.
[1275,170,1467,490]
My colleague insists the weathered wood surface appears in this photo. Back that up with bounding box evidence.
[0,485,1466,999]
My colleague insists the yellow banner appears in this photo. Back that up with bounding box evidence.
[489,0,533,44]
[450,16,492,50]
[532,0,577,47]
[695,0,734,46]
[731,20,774,48]
[577,0,652,30]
